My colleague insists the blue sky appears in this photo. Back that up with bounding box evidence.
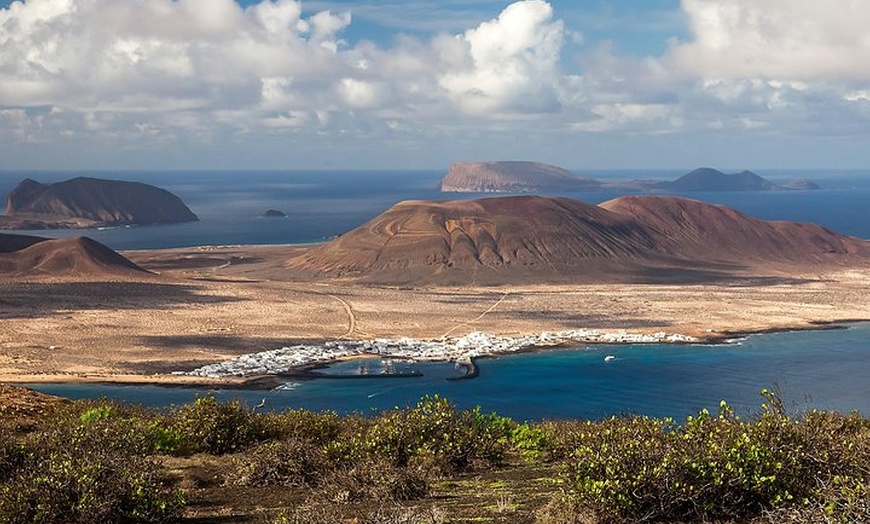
[2,0,870,170]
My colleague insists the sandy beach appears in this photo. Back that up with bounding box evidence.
[1,243,868,387]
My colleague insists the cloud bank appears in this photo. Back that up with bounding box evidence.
[1,0,870,168]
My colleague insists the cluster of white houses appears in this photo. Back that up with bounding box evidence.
[185,329,697,378]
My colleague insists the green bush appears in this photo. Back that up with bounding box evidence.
[556,393,870,523]
[0,426,183,524]
[260,409,344,445]
[160,396,267,455]
[560,415,673,521]
[361,395,515,474]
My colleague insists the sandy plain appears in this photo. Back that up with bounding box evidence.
[0,243,868,387]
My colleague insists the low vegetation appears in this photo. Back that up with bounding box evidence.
[0,391,868,523]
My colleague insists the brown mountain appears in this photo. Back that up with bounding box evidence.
[599,196,864,264]
[1,177,198,229]
[0,233,148,278]
[286,195,869,285]
[439,161,600,193]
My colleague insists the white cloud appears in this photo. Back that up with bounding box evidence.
[338,78,388,108]
[3,0,870,169]
[0,0,572,141]
[0,0,352,112]
[439,0,565,115]
[669,0,870,82]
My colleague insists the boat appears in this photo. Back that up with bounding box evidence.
[604,355,616,362]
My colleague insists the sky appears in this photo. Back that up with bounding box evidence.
[2,0,870,171]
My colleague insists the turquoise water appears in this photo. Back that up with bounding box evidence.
[7,169,870,419]
[29,324,870,421]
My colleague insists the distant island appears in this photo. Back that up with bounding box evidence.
[641,167,820,192]
[439,162,820,193]
[782,178,823,190]
[263,209,287,218]
[653,167,777,191]
[439,161,601,192]
[0,176,198,229]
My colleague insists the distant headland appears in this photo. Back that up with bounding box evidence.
[439,161,601,192]
[439,162,821,193]
[0,176,198,230]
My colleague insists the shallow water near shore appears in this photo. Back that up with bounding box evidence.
[8,169,870,420]
[29,323,870,421]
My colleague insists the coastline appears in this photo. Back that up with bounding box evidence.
[1,242,868,392]
[3,321,865,391]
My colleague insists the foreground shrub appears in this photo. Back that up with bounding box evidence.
[354,395,515,474]
[0,428,183,524]
[556,392,870,523]
[560,415,673,521]
[229,440,328,488]
[272,503,446,524]
[160,396,267,455]
[319,459,431,504]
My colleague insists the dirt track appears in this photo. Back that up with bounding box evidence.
[0,244,868,386]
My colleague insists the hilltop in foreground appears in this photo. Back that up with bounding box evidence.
[0,177,198,229]
[287,195,868,285]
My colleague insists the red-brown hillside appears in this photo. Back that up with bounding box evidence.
[286,195,869,284]
[0,233,149,278]
[599,196,868,263]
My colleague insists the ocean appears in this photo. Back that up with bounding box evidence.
[2,169,869,249]
[4,168,870,419]
[28,324,870,421]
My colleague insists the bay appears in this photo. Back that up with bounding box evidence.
[6,169,870,420]
[28,323,870,421]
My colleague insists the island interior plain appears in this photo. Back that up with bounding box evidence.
[0,243,868,387]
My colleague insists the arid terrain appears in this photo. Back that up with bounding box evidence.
[1,195,869,386]
[0,240,868,387]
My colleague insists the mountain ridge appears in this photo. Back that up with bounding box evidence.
[286,195,868,285]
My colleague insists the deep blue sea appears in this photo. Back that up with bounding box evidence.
[28,324,870,421]
[1,169,869,249]
[4,168,870,420]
